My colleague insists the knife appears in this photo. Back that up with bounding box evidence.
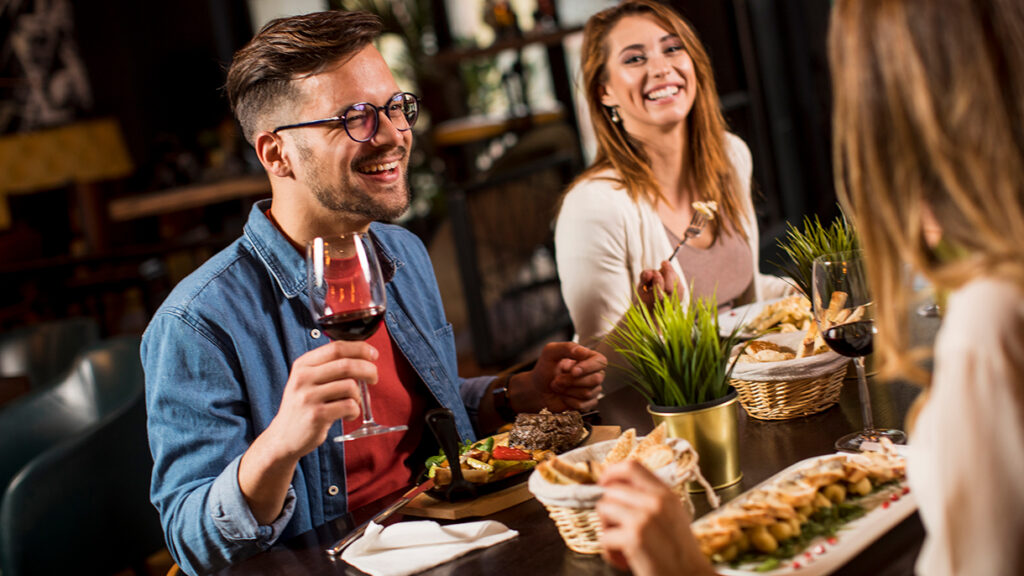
[325,477,435,557]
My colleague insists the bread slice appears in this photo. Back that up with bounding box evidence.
[536,460,571,484]
[631,422,667,456]
[796,321,820,359]
[603,428,636,464]
[746,340,786,354]
[537,455,596,484]
[825,291,849,323]
[632,442,674,470]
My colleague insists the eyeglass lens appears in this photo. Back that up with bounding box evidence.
[346,93,418,142]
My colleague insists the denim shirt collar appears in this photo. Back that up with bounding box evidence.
[242,200,399,299]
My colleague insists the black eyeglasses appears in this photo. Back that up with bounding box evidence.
[272,92,419,142]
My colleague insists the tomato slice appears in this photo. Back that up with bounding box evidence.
[492,445,531,460]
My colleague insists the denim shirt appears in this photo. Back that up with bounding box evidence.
[142,201,491,575]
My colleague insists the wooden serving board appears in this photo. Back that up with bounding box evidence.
[401,425,621,520]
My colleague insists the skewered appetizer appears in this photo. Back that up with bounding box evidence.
[692,447,906,569]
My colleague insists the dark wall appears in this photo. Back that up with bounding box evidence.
[72,0,253,191]
[666,0,835,230]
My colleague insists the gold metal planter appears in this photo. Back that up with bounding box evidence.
[648,390,742,491]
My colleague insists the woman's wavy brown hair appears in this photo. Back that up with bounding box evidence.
[226,10,383,145]
[829,0,1024,384]
[572,0,744,238]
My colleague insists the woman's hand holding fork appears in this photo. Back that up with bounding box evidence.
[637,260,680,309]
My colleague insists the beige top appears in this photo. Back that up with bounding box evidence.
[667,224,753,311]
[908,277,1024,576]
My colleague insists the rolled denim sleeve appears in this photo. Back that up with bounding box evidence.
[209,455,295,544]
[144,311,294,575]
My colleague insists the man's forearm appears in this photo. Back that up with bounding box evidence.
[238,431,301,525]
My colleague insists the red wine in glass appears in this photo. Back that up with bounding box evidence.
[812,253,906,452]
[307,234,407,442]
[318,306,386,341]
[823,321,875,357]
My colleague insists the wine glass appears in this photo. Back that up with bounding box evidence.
[812,252,906,452]
[306,234,407,441]
[912,273,944,317]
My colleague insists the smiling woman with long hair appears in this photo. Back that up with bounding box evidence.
[591,0,1024,574]
[554,0,790,388]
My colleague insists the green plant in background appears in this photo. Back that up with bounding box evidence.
[332,0,437,89]
[608,292,744,408]
[772,210,859,297]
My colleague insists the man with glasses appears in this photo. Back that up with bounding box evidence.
[141,10,606,575]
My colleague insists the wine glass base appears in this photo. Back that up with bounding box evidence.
[334,423,408,442]
[835,428,907,453]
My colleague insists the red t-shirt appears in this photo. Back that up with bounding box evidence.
[341,321,425,511]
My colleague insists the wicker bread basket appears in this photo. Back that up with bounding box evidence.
[729,332,850,420]
[528,437,714,555]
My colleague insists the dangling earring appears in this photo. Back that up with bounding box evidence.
[608,106,621,124]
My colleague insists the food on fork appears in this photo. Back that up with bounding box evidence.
[692,200,719,220]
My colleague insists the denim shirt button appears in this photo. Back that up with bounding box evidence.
[311,328,322,339]
[327,485,339,496]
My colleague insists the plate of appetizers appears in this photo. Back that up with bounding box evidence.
[693,447,915,575]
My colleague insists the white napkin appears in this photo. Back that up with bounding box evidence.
[340,519,518,576]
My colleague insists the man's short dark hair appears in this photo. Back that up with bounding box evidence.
[226,10,383,144]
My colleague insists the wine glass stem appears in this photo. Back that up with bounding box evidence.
[854,356,874,430]
[358,380,377,425]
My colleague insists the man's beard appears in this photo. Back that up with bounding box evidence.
[298,142,412,222]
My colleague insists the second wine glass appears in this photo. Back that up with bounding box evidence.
[307,234,407,442]
[812,252,906,452]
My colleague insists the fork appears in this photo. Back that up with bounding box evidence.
[667,209,711,261]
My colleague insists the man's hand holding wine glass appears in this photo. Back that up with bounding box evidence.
[240,339,379,525]
[274,340,380,454]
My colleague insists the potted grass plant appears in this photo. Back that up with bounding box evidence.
[772,211,859,297]
[607,292,745,490]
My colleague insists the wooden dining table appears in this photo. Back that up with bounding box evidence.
[216,353,930,576]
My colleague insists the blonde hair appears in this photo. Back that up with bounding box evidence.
[829,0,1024,384]
[572,0,745,239]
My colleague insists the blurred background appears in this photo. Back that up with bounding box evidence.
[0,0,836,375]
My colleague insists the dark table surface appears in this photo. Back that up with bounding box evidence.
[217,363,928,576]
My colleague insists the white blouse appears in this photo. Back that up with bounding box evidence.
[908,277,1024,575]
